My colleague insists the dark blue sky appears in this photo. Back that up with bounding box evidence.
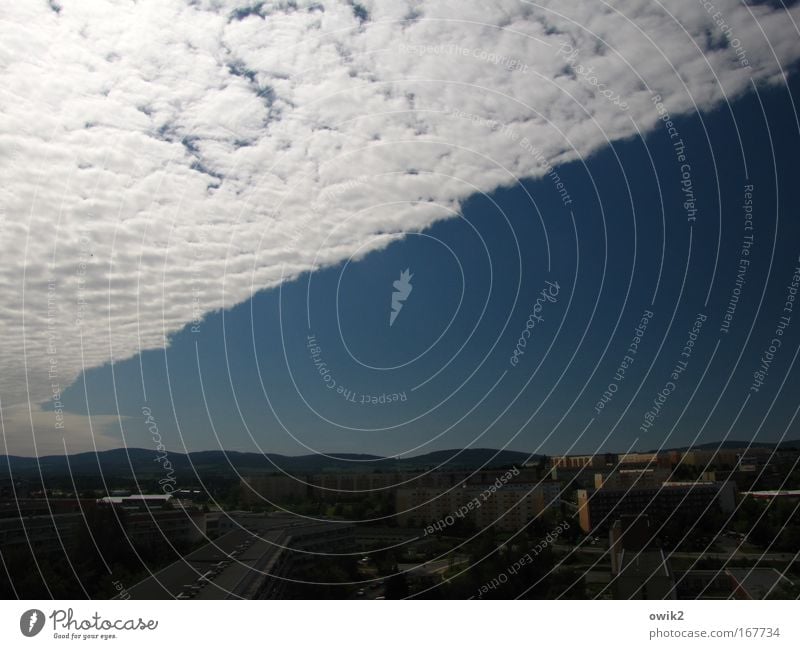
[59,75,800,458]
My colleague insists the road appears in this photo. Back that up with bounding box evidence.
[553,543,798,562]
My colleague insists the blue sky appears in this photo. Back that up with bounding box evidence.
[55,74,800,457]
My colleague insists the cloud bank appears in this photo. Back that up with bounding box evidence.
[1,0,799,452]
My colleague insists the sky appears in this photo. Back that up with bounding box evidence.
[2,0,800,456]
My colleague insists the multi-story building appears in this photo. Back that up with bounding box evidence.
[0,512,85,555]
[549,454,612,470]
[121,509,206,547]
[617,452,673,469]
[241,474,311,504]
[577,480,736,533]
[241,468,542,504]
[98,493,206,547]
[594,468,671,490]
[0,498,97,556]
[617,452,658,465]
[395,481,562,531]
[682,448,747,468]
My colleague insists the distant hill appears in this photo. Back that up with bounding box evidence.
[5,441,794,482]
[0,447,537,479]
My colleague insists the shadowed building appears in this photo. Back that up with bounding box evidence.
[577,480,736,533]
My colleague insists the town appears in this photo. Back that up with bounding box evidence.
[2,442,798,600]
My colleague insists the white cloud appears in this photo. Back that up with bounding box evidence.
[0,0,798,453]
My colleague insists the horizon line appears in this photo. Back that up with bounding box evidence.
[2,439,798,461]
